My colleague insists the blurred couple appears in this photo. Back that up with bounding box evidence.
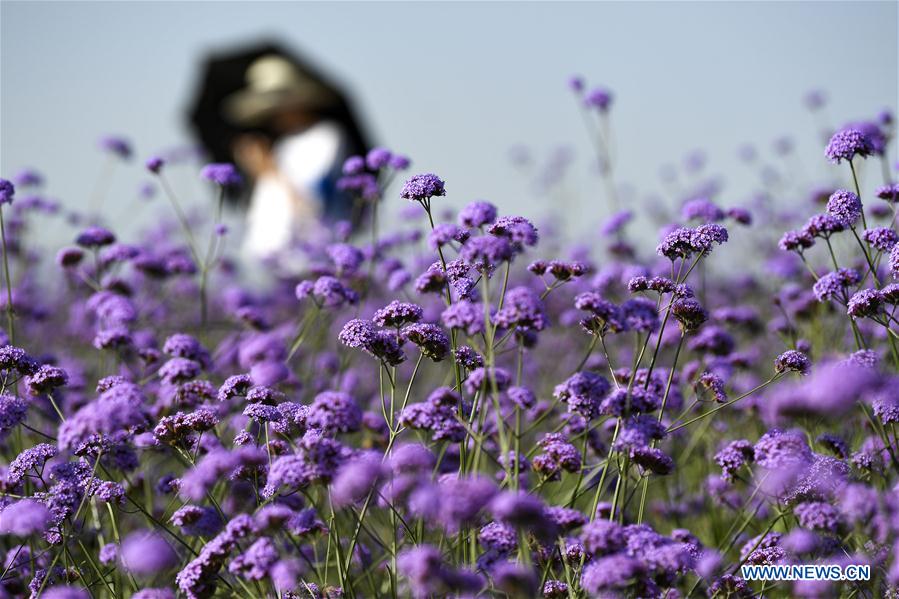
[189,41,370,264]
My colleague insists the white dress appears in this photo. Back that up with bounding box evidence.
[242,121,344,260]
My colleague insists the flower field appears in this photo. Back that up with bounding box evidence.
[0,83,898,598]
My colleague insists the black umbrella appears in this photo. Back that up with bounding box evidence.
[185,39,371,204]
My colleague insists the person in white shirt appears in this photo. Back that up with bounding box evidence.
[222,54,359,261]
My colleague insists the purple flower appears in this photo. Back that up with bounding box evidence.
[428,223,469,250]
[0,499,51,536]
[671,297,708,331]
[553,372,611,420]
[863,227,898,252]
[229,537,279,580]
[145,156,165,173]
[331,453,384,507]
[825,128,873,163]
[847,288,883,318]
[403,323,450,361]
[120,531,178,576]
[682,197,724,222]
[580,554,645,593]
[43,587,90,599]
[441,300,485,335]
[794,502,841,532]
[389,154,411,170]
[374,301,423,328]
[99,136,132,159]
[458,200,498,228]
[200,163,242,187]
[825,189,862,226]
[876,182,899,203]
[342,155,365,175]
[813,268,860,302]
[494,287,548,332]
[307,391,362,434]
[170,505,223,537]
[488,216,539,248]
[400,173,446,202]
[0,179,14,205]
[75,226,116,248]
[366,147,393,170]
[774,350,811,375]
[584,87,613,111]
[532,433,581,480]
[327,243,365,274]
[460,235,514,271]
[714,439,755,482]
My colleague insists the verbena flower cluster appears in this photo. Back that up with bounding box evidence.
[0,83,896,599]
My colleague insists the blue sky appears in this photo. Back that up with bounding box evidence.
[1,1,896,240]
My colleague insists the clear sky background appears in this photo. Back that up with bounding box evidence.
[1,1,897,243]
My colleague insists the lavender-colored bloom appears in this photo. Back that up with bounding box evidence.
[403,323,450,361]
[99,135,132,159]
[825,128,873,163]
[774,350,810,375]
[532,433,581,480]
[494,287,547,332]
[338,319,376,349]
[200,163,242,187]
[876,182,899,203]
[553,372,611,420]
[374,301,423,328]
[76,226,116,248]
[0,179,14,205]
[366,147,392,170]
[327,243,365,274]
[342,155,365,175]
[847,288,883,318]
[170,505,223,537]
[580,554,645,593]
[43,587,91,599]
[400,173,446,202]
[478,521,517,553]
[671,297,707,331]
[682,197,724,222]
[813,268,860,302]
[120,531,178,576]
[428,223,469,250]
[460,235,514,271]
[458,200,498,228]
[803,213,846,238]
[158,357,202,384]
[331,453,384,508]
[825,189,862,226]
[8,443,58,484]
[584,86,613,111]
[714,439,755,482]
[145,156,165,173]
[0,499,51,536]
[794,502,841,532]
[488,216,539,248]
[229,537,279,580]
[307,391,362,434]
[631,446,675,475]
[754,429,812,469]
[441,300,485,335]
[779,229,815,252]
[863,227,899,251]
[389,154,411,170]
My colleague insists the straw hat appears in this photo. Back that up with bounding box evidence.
[223,55,338,125]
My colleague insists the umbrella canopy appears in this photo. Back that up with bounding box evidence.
[185,39,371,202]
